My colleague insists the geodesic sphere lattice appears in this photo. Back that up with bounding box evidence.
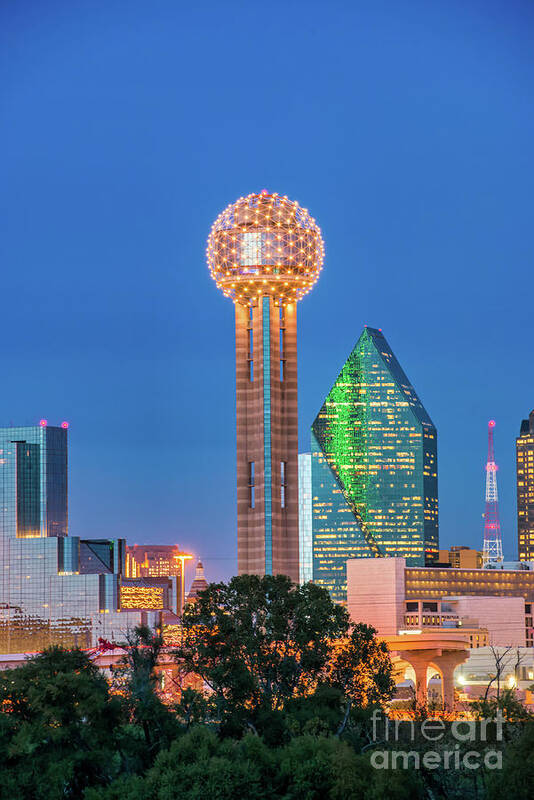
[206,191,324,305]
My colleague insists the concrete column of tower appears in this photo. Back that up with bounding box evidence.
[271,300,298,580]
[235,297,299,582]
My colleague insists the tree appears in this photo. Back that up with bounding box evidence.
[176,574,393,733]
[86,726,424,800]
[114,625,179,766]
[86,727,276,800]
[177,575,348,714]
[487,720,534,800]
[326,623,395,717]
[0,647,125,800]
[481,645,518,702]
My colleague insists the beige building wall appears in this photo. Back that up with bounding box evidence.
[449,596,525,648]
[347,557,406,635]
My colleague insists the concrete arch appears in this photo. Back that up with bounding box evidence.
[427,662,444,707]
[385,634,469,711]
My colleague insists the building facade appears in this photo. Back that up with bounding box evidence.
[298,453,313,584]
[125,544,190,578]
[348,556,534,648]
[517,410,534,561]
[311,327,438,603]
[207,191,324,582]
[438,546,482,569]
[125,544,191,613]
[0,423,68,542]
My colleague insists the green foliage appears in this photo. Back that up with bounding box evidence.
[174,686,216,730]
[176,574,393,734]
[0,647,124,800]
[87,726,424,800]
[115,625,179,765]
[471,687,533,725]
[487,720,534,800]
[327,623,395,707]
[178,574,349,710]
[2,586,530,800]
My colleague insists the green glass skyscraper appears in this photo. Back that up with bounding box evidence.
[311,326,438,603]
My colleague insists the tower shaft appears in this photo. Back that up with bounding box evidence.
[483,421,503,564]
[235,297,299,581]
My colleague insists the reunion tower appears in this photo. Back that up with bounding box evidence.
[207,191,324,581]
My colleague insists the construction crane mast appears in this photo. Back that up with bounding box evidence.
[482,419,504,565]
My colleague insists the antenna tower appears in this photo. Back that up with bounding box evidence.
[482,419,504,565]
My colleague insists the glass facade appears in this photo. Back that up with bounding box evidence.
[517,411,534,561]
[0,425,68,541]
[311,431,371,604]
[406,565,534,602]
[298,453,313,584]
[311,327,439,603]
[0,424,175,654]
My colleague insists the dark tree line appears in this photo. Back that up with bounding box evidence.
[0,574,532,800]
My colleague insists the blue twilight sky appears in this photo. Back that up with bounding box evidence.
[2,0,533,585]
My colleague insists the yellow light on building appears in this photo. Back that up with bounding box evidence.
[120,585,165,610]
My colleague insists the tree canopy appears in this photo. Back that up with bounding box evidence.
[0,647,125,800]
[176,573,394,733]
[2,575,530,800]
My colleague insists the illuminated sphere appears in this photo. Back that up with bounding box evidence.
[207,190,324,305]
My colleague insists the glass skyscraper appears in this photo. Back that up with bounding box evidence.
[311,326,438,603]
[0,424,68,541]
[0,423,178,654]
[517,410,534,561]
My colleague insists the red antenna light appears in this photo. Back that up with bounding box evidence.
[39,419,47,427]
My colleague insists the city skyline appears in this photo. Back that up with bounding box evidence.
[2,1,534,581]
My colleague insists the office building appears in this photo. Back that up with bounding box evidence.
[207,191,324,582]
[348,557,532,647]
[126,544,192,613]
[438,546,482,569]
[311,326,438,603]
[517,410,534,561]
[125,544,191,578]
[0,422,68,542]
